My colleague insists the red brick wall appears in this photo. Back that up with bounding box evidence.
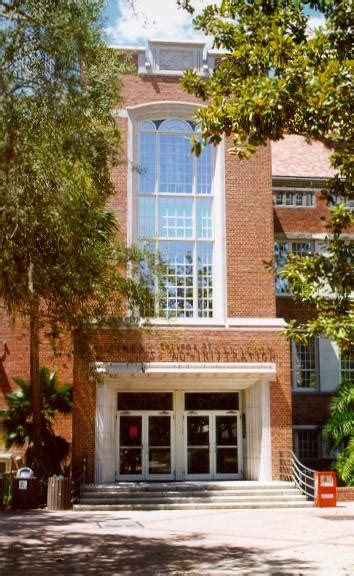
[73,328,292,482]
[337,487,354,501]
[226,142,276,317]
[274,192,354,235]
[121,74,202,107]
[0,306,73,447]
[292,393,332,426]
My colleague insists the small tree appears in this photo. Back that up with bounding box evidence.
[3,367,73,476]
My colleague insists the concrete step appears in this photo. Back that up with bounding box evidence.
[81,488,299,500]
[81,481,295,493]
[75,481,313,511]
[78,494,308,505]
[74,500,313,511]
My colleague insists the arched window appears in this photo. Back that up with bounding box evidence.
[137,118,214,318]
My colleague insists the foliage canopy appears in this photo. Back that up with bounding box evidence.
[180,0,353,351]
[0,0,150,331]
[0,0,152,474]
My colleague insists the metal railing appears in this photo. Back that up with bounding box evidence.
[279,450,316,501]
[71,456,87,505]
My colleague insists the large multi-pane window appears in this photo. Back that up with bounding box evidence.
[137,119,214,318]
[292,339,319,390]
[275,240,314,294]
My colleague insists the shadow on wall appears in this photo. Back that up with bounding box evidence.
[0,360,12,397]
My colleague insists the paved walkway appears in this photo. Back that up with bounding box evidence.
[0,504,353,575]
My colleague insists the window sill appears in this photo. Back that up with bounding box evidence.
[292,388,320,393]
[140,317,225,328]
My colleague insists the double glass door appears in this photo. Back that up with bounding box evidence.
[185,412,241,479]
[117,412,174,480]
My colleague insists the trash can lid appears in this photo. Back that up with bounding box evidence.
[16,467,35,478]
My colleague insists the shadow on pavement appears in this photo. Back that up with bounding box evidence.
[0,511,316,575]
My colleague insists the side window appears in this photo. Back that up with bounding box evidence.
[273,189,314,207]
[340,352,354,384]
[293,428,320,461]
[292,339,319,390]
[275,240,314,294]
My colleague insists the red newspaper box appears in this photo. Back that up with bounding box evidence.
[315,471,337,507]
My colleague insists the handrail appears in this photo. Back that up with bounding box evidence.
[71,456,87,504]
[279,450,316,501]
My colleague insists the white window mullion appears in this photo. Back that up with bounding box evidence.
[155,132,160,316]
[192,150,198,316]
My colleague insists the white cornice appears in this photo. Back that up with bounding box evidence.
[94,361,277,388]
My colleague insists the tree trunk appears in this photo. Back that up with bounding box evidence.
[29,296,45,475]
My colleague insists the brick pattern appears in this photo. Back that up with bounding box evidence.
[226,142,276,317]
[337,487,354,501]
[274,192,335,235]
[292,393,331,426]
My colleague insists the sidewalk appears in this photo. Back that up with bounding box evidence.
[1,504,353,575]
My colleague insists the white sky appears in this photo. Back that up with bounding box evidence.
[105,1,325,47]
[106,0,208,46]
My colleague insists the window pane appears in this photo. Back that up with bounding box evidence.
[275,241,314,294]
[149,416,171,446]
[295,430,319,460]
[140,121,156,131]
[216,416,238,445]
[187,416,210,446]
[138,197,155,238]
[217,448,238,473]
[196,198,212,239]
[159,197,193,239]
[185,393,239,411]
[159,134,193,194]
[294,340,317,388]
[118,393,173,411]
[140,133,156,193]
[274,241,289,293]
[197,243,213,317]
[159,242,194,317]
[119,416,142,446]
[159,119,192,132]
[291,242,313,256]
[196,144,212,195]
[340,352,354,384]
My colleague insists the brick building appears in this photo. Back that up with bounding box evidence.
[1,40,352,483]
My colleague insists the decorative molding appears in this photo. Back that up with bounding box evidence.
[138,40,215,77]
[159,49,194,71]
[95,361,277,376]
